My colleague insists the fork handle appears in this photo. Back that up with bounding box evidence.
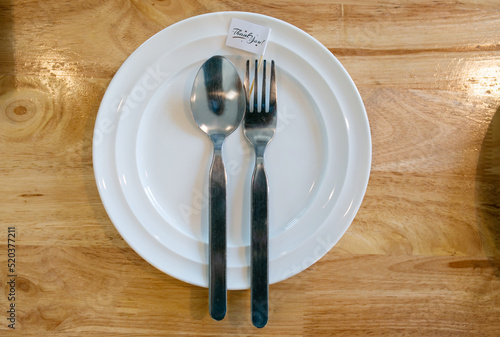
[209,145,226,321]
[251,154,269,328]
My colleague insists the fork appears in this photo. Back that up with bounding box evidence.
[243,59,277,328]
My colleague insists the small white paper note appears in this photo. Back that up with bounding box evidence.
[225,18,271,55]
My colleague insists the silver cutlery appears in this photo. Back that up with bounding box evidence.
[243,59,277,328]
[190,55,246,321]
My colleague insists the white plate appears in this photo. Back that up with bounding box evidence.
[93,12,371,290]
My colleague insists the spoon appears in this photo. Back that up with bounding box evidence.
[190,55,245,321]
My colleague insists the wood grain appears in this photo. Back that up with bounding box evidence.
[1,0,500,335]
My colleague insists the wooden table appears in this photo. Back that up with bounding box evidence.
[1,1,500,335]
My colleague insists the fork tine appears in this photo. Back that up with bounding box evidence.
[245,60,250,110]
[253,59,259,113]
[269,60,276,114]
[261,60,267,113]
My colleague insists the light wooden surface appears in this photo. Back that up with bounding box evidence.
[1,0,500,335]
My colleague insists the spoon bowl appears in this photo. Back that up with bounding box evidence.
[191,56,245,140]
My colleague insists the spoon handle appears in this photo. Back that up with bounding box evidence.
[208,146,226,321]
[250,155,269,328]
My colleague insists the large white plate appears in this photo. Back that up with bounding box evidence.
[93,12,371,290]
